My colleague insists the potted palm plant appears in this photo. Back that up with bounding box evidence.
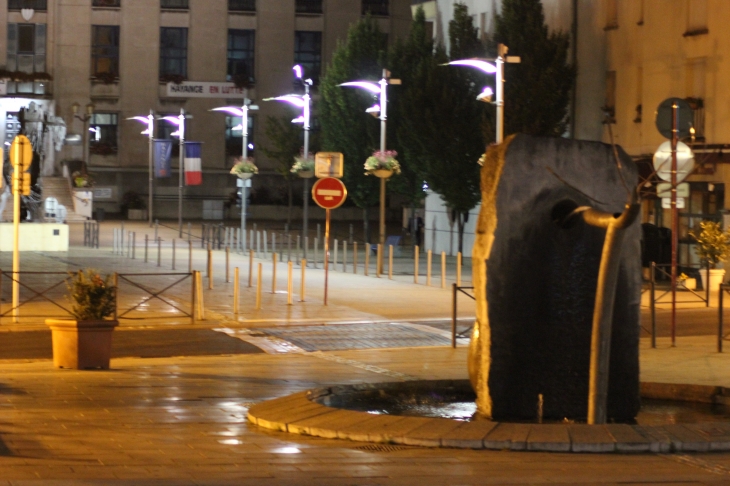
[690,220,730,293]
[46,270,118,370]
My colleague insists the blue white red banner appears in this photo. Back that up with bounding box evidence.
[184,142,203,186]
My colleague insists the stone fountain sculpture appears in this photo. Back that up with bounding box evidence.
[470,134,641,423]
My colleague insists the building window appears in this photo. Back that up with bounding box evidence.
[161,0,188,9]
[89,113,118,156]
[296,0,322,14]
[362,0,388,16]
[92,0,121,6]
[91,26,120,79]
[8,0,47,11]
[229,0,255,12]
[686,0,708,35]
[294,31,322,82]
[605,0,618,29]
[6,23,47,95]
[225,116,254,160]
[160,27,188,79]
[227,29,255,84]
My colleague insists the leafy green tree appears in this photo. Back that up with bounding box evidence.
[319,15,387,241]
[387,7,432,239]
[494,0,575,136]
[398,4,487,253]
[259,116,308,225]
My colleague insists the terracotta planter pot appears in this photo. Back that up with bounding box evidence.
[46,319,118,370]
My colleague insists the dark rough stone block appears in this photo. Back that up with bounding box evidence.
[486,134,640,422]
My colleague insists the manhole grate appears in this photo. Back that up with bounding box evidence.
[354,444,410,452]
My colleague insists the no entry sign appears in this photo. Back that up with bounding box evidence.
[312,177,347,209]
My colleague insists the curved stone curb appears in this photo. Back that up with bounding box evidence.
[247,382,730,453]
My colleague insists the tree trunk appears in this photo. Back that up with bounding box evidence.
[457,211,466,255]
[363,207,370,244]
[286,178,293,226]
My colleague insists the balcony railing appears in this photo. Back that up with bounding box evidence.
[296,0,322,14]
[161,0,188,9]
[93,0,121,7]
[8,0,47,10]
[229,0,255,12]
[362,0,389,16]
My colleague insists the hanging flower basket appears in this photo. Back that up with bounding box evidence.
[291,154,315,178]
[230,158,258,179]
[364,150,401,176]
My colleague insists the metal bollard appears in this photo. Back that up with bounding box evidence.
[376,244,382,278]
[287,230,292,263]
[441,251,446,289]
[365,243,370,276]
[207,246,213,290]
[256,231,261,258]
[457,252,462,286]
[342,241,347,273]
[272,233,277,255]
[427,250,432,286]
[414,246,420,284]
[132,232,136,259]
[296,234,301,263]
[248,249,254,288]
[300,259,306,302]
[189,240,193,273]
[144,235,149,263]
[313,238,318,269]
[287,261,293,305]
[157,237,162,267]
[172,239,176,270]
[233,267,240,316]
[226,246,230,283]
[349,224,354,244]
[271,252,277,294]
[303,237,308,267]
[354,242,358,274]
[263,230,268,257]
[255,263,263,310]
[333,239,338,271]
[389,245,393,280]
[154,219,159,240]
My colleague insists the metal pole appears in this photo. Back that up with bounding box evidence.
[226,246,230,283]
[271,253,277,294]
[452,283,458,348]
[378,70,388,271]
[441,251,446,288]
[157,237,161,267]
[324,209,331,305]
[178,108,185,238]
[719,285,724,353]
[303,82,311,260]
[651,262,656,349]
[255,263,262,310]
[188,240,192,273]
[670,102,678,347]
[353,242,358,274]
[287,261,293,305]
[388,245,393,280]
[496,46,505,144]
[248,249,254,287]
[300,259,306,302]
[414,246,419,284]
[234,267,239,316]
[172,239,176,270]
[148,110,154,227]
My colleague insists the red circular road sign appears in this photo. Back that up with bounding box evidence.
[312,177,347,209]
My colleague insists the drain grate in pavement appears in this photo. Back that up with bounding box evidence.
[354,444,411,452]
[254,323,451,352]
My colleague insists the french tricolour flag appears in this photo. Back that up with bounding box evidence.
[184,142,202,186]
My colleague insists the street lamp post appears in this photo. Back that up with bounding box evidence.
[264,65,313,258]
[127,111,155,226]
[161,109,186,237]
[211,92,259,252]
[446,44,519,144]
[340,69,400,272]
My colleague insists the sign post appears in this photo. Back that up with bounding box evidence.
[654,98,695,347]
[312,177,347,305]
[10,135,32,323]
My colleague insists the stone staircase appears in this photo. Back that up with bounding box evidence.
[0,177,88,223]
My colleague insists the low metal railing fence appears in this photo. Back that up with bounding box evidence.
[451,284,475,347]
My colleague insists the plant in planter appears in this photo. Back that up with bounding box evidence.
[46,270,118,370]
[121,191,147,219]
[690,220,730,292]
[71,171,93,188]
[290,153,315,178]
[364,150,401,177]
[230,158,258,179]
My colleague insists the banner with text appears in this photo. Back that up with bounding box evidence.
[166,81,247,98]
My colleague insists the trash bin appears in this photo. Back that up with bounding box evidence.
[94,208,105,222]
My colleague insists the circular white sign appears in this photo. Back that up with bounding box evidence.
[652,141,695,182]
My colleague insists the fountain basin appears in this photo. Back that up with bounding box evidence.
[247,380,730,453]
